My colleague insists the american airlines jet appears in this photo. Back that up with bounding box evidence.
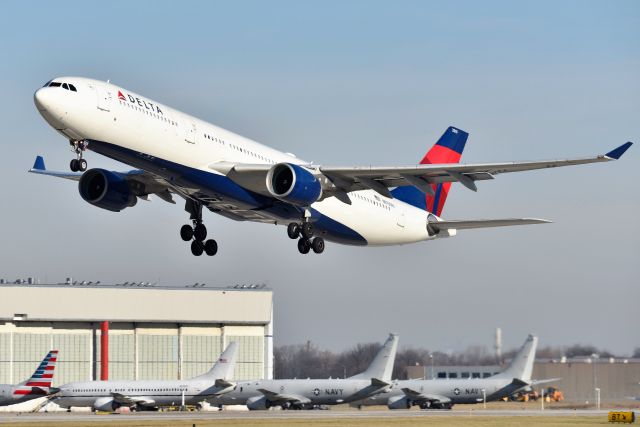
[0,350,58,407]
[32,77,632,256]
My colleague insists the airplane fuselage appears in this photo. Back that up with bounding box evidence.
[219,378,388,408]
[55,379,229,410]
[33,77,437,247]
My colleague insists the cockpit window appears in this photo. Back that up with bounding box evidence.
[47,81,77,92]
[42,80,53,87]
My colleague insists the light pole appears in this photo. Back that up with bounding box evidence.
[429,353,434,380]
[595,387,601,410]
[482,389,486,409]
[591,353,599,406]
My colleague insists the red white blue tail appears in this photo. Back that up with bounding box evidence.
[392,126,468,216]
[13,350,58,396]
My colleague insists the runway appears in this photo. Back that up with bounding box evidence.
[0,408,614,424]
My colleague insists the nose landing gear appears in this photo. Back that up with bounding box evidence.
[288,221,324,255]
[181,200,218,257]
[69,140,88,172]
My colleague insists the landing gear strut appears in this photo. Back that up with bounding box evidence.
[181,200,218,256]
[288,221,324,255]
[69,140,88,172]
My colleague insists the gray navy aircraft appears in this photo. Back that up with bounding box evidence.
[52,342,237,411]
[219,334,399,410]
[358,334,556,409]
[0,350,58,407]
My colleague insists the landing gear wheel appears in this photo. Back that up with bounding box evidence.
[287,223,300,239]
[301,222,314,239]
[70,159,79,172]
[191,240,204,256]
[180,224,194,241]
[204,239,218,256]
[78,158,87,171]
[311,237,325,254]
[297,238,311,254]
[193,223,207,241]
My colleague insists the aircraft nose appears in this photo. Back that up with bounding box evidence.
[34,87,52,111]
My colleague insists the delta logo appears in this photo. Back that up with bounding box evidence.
[117,90,163,115]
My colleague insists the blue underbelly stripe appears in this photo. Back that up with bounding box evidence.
[87,140,367,245]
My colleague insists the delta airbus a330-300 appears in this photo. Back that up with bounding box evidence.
[31,77,632,257]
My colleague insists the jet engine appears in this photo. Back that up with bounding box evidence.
[92,397,119,411]
[246,395,271,410]
[387,395,412,410]
[266,163,322,206]
[79,169,137,212]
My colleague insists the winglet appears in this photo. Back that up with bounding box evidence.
[32,156,46,171]
[605,142,633,160]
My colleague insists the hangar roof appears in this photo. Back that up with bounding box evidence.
[0,283,272,324]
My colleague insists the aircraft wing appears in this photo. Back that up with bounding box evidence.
[257,388,311,405]
[319,142,633,194]
[111,392,155,407]
[211,142,632,200]
[28,156,177,204]
[401,387,451,404]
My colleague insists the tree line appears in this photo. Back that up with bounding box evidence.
[274,340,636,380]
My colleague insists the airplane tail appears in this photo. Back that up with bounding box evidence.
[349,334,399,383]
[14,350,58,396]
[391,126,468,216]
[191,342,238,381]
[493,335,538,383]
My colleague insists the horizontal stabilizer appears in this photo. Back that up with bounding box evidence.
[511,378,529,388]
[214,379,235,389]
[531,377,562,386]
[430,218,551,231]
[371,378,390,388]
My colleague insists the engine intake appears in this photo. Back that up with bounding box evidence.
[79,169,137,212]
[246,395,271,410]
[388,395,412,410]
[93,397,119,411]
[266,163,322,207]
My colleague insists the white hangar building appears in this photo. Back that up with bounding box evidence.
[0,279,273,387]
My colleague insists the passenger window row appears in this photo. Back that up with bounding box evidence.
[204,133,277,164]
[354,193,391,210]
[119,99,177,126]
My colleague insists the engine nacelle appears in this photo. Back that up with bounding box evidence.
[79,169,137,212]
[246,395,271,410]
[388,395,412,410]
[92,397,119,412]
[266,163,322,206]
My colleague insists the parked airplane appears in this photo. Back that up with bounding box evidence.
[357,334,556,409]
[32,77,632,256]
[219,334,398,410]
[0,350,59,407]
[52,342,237,411]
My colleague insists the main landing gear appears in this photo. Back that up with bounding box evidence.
[69,140,88,172]
[287,222,324,255]
[181,200,218,257]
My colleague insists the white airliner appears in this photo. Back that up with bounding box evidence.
[32,77,632,256]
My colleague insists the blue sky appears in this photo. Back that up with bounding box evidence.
[1,1,638,355]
